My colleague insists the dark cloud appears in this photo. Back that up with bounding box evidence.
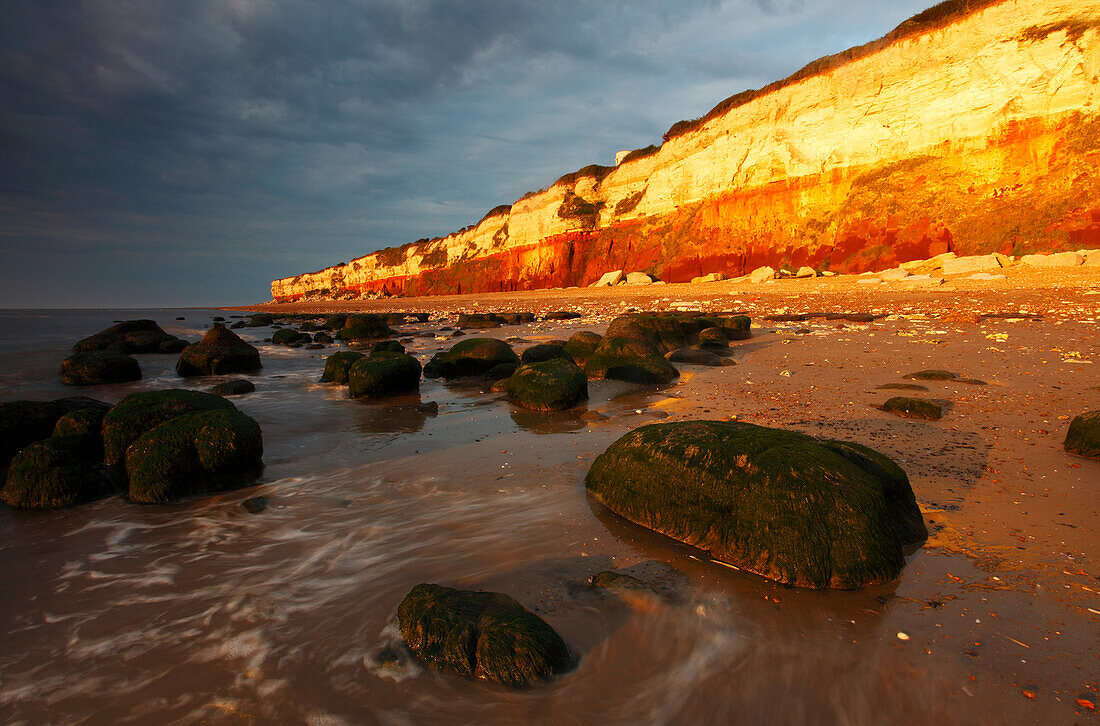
[0,0,930,306]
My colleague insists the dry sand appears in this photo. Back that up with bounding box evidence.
[231,264,1099,719]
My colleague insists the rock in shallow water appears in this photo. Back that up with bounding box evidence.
[585,338,679,384]
[348,352,422,399]
[397,583,572,687]
[507,358,588,411]
[102,389,236,468]
[59,351,142,386]
[72,319,186,354]
[2,435,113,509]
[176,325,262,377]
[423,338,520,379]
[585,421,926,589]
[320,351,365,384]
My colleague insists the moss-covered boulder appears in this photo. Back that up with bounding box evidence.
[423,338,520,379]
[696,327,730,351]
[498,312,535,325]
[562,331,602,367]
[697,315,752,341]
[53,405,109,440]
[543,311,582,321]
[102,389,235,468]
[603,315,689,354]
[371,340,406,355]
[585,338,679,384]
[520,343,570,365]
[322,314,348,330]
[72,319,187,354]
[338,314,396,341]
[271,329,311,346]
[506,359,588,411]
[320,351,366,384]
[313,332,334,345]
[125,409,263,504]
[176,324,262,377]
[456,313,503,329]
[348,352,422,399]
[488,363,518,380]
[882,397,943,421]
[904,370,957,381]
[2,435,114,508]
[397,583,572,687]
[248,313,274,327]
[59,350,142,386]
[0,397,107,470]
[211,379,256,397]
[1064,410,1100,459]
[585,421,926,589]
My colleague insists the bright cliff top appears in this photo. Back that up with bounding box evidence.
[271,0,1100,303]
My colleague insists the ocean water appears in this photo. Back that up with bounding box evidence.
[0,309,1045,725]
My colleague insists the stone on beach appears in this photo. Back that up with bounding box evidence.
[562,331,603,367]
[904,369,957,381]
[2,435,113,509]
[1020,252,1084,268]
[72,319,187,355]
[176,325,262,377]
[423,338,520,379]
[624,272,656,285]
[59,351,142,386]
[1,397,109,470]
[585,421,926,589]
[749,266,775,283]
[212,379,256,397]
[348,352,422,399]
[101,389,236,468]
[397,583,572,687]
[271,329,312,346]
[882,396,943,421]
[320,351,366,384]
[584,337,679,384]
[691,272,726,283]
[1064,411,1100,459]
[667,348,727,366]
[590,270,624,287]
[941,254,1002,276]
[338,314,397,341]
[520,343,570,365]
[506,358,588,411]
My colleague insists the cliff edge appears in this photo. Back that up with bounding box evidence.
[272,0,1100,301]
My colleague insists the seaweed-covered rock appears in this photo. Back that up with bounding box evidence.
[667,348,727,366]
[102,389,235,468]
[520,343,569,365]
[423,338,520,379]
[338,314,396,341]
[271,329,312,346]
[903,370,957,381]
[882,397,943,421]
[397,583,571,687]
[320,351,366,384]
[507,359,588,411]
[697,315,752,341]
[125,409,263,504]
[248,313,274,327]
[176,324,262,377]
[696,327,729,351]
[72,319,187,354]
[562,331,602,368]
[585,421,926,589]
[543,311,582,321]
[488,363,518,380]
[498,312,535,325]
[313,332,334,345]
[1064,410,1100,459]
[0,397,107,470]
[2,435,113,508]
[585,338,679,384]
[348,352,422,398]
[212,379,256,397]
[322,314,348,330]
[53,404,109,441]
[59,351,142,386]
[604,315,689,354]
[456,313,503,329]
[371,340,406,355]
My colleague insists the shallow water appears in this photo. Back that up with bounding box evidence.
[0,309,1089,724]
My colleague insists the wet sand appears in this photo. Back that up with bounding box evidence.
[1,268,1097,724]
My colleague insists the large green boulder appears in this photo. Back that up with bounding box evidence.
[697,314,752,341]
[348,352,422,398]
[1064,410,1100,459]
[520,343,570,365]
[320,351,366,384]
[2,435,113,508]
[585,421,927,589]
[0,397,107,470]
[338,314,396,341]
[603,315,689,354]
[59,350,142,386]
[506,359,588,411]
[53,405,109,440]
[423,338,520,379]
[562,331,602,367]
[125,409,263,504]
[371,340,406,355]
[397,583,572,687]
[584,338,679,384]
[696,327,730,352]
[271,328,311,346]
[176,324,262,377]
[101,389,235,468]
[72,319,187,354]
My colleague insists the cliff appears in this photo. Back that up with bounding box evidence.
[272,0,1100,301]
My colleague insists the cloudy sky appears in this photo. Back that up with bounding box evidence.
[0,0,931,308]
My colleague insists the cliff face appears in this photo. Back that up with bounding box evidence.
[272,0,1100,301]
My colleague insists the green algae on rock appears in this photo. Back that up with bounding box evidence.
[2,435,114,509]
[211,379,256,397]
[320,351,366,384]
[125,409,263,504]
[506,358,588,411]
[337,314,396,341]
[102,389,236,468]
[371,340,406,355]
[1064,410,1100,459]
[176,324,262,377]
[397,583,572,687]
[562,331,603,367]
[1,397,108,470]
[584,337,679,384]
[348,352,422,399]
[423,338,520,379]
[271,329,312,346]
[585,420,926,589]
[72,319,187,354]
[882,396,943,421]
[520,343,570,365]
[59,350,142,386]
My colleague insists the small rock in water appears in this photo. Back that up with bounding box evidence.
[415,401,439,415]
[241,496,267,514]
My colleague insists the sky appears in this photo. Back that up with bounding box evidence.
[0,0,932,308]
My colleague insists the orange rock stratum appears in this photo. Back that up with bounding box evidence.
[271,0,1100,302]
